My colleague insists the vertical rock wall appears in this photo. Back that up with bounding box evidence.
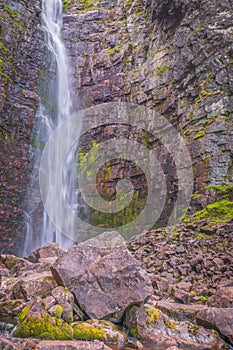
[0,0,42,254]
[63,0,233,226]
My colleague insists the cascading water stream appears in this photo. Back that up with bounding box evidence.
[23,0,78,256]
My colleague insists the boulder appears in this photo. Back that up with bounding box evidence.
[48,302,73,323]
[42,296,56,311]
[72,319,127,347]
[12,272,57,301]
[51,243,153,321]
[51,286,74,306]
[155,300,207,323]
[61,301,74,323]
[10,258,32,277]
[124,305,223,348]
[0,264,10,280]
[0,337,39,350]
[35,340,112,350]
[51,245,105,288]
[14,300,74,340]
[0,299,27,317]
[207,286,233,308]
[3,255,21,270]
[197,307,233,344]
[0,337,16,350]
[26,243,64,264]
[1,270,57,302]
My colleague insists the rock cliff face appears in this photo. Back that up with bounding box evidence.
[63,0,233,226]
[0,0,233,253]
[0,0,42,254]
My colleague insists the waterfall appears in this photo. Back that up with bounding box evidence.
[23,0,77,256]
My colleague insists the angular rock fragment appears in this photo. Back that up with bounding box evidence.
[51,240,153,321]
[197,307,233,344]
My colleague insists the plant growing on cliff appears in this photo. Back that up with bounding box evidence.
[156,65,171,77]
[186,200,233,225]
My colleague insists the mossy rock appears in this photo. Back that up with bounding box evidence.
[129,327,139,338]
[189,200,233,225]
[49,304,64,319]
[37,332,55,340]
[4,255,20,269]
[146,308,160,323]
[0,299,23,315]
[17,304,31,322]
[14,315,73,340]
[72,321,106,341]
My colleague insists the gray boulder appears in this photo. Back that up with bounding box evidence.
[197,307,233,345]
[51,235,153,321]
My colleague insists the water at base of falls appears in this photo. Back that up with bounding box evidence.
[22,0,79,256]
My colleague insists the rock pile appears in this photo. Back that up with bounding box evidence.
[0,228,232,349]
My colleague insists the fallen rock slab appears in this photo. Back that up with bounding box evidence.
[124,305,223,349]
[12,272,57,301]
[26,243,64,264]
[0,336,39,350]
[51,242,153,321]
[72,319,127,347]
[0,337,16,350]
[36,340,112,350]
[197,307,233,344]
[0,299,27,317]
[207,286,233,308]
[155,300,207,323]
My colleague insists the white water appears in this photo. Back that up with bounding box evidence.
[23,0,77,256]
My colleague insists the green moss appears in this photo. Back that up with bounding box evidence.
[4,256,20,269]
[193,129,205,140]
[105,45,121,56]
[172,229,180,237]
[63,0,74,11]
[156,65,171,77]
[0,300,22,315]
[206,185,233,197]
[196,232,209,240]
[189,200,233,225]
[199,295,210,304]
[1,4,19,18]
[104,160,111,181]
[164,318,177,330]
[129,327,138,338]
[14,315,73,340]
[146,308,160,323]
[72,322,106,341]
[225,109,231,121]
[17,305,31,322]
[37,332,55,340]
[54,305,64,319]
[188,324,200,335]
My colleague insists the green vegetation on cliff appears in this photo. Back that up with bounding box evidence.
[186,199,233,226]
